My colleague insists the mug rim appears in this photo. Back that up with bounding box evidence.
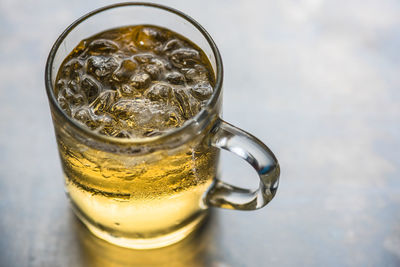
[45,2,223,146]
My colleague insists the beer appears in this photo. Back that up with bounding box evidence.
[54,25,218,248]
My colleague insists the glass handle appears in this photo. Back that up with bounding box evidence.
[205,119,280,210]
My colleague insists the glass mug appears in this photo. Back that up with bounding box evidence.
[45,3,280,249]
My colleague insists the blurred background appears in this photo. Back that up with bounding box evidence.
[1,0,400,266]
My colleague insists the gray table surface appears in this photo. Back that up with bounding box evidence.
[1,0,400,266]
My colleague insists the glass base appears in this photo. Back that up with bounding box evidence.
[71,203,208,249]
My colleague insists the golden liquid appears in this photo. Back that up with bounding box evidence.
[54,25,218,248]
[58,133,217,248]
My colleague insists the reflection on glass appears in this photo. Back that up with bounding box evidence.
[74,212,216,267]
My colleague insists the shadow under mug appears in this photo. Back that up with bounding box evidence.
[45,2,280,249]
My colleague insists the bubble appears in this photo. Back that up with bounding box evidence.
[145,83,173,102]
[130,72,151,91]
[112,59,137,82]
[90,90,116,114]
[80,76,100,103]
[87,56,118,78]
[170,48,200,68]
[190,82,213,100]
[165,71,185,85]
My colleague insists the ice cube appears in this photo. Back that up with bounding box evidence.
[130,72,151,91]
[144,64,162,79]
[133,27,167,50]
[134,100,181,129]
[57,95,71,116]
[190,82,213,100]
[165,71,185,85]
[87,39,119,54]
[173,88,193,119]
[87,56,118,78]
[112,59,137,82]
[118,84,141,98]
[63,86,85,107]
[80,76,100,103]
[133,53,155,64]
[145,83,173,102]
[110,99,137,119]
[90,90,116,114]
[182,64,209,83]
[73,107,98,129]
[170,48,200,68]
[61,59,83,81]
[163,39,183,53]
[111,98,161,125]
[66,80,80,94]
[111,98,179,131]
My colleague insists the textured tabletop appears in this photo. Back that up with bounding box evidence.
[1,1,400,266]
